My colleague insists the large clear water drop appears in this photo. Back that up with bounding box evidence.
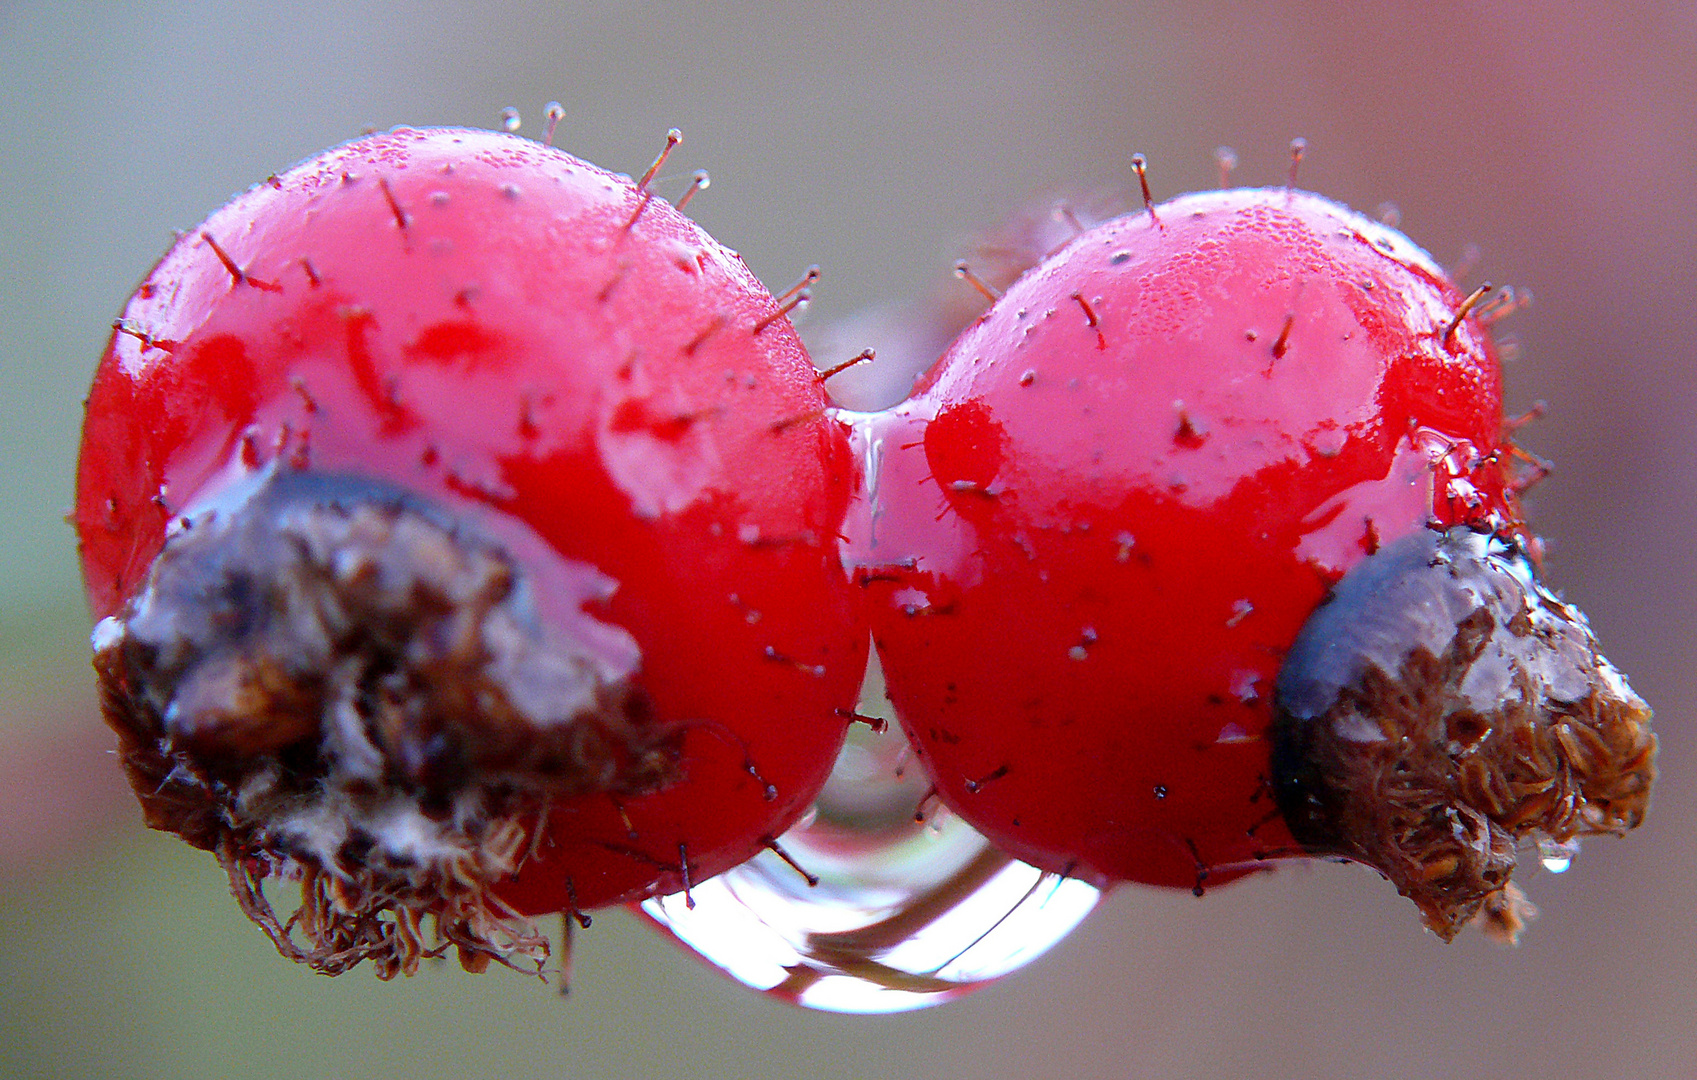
[638,657,1100,1013]
[1538,836,1580,875]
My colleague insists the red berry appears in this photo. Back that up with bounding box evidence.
[77,126,867,976]
[852,185,1653,937]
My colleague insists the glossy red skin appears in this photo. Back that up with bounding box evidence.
[76,127,867,910]
[852,188,1521,891]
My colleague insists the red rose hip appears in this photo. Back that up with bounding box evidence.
[853,185,1653,938]
[77,126,867,976]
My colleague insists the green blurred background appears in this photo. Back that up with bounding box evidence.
[3,2,1694,1077]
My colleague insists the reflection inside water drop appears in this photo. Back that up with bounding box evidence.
[638,657,1100,1013]
[1537,836,1580,875]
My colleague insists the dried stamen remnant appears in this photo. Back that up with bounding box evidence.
[93,469,678,977]
[1272,528,1655,942]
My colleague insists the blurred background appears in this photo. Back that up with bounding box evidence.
[3,2,1694,1077]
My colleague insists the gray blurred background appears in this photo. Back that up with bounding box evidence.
[3,3,1695,1078]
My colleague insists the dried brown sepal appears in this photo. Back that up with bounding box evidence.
[1468,880,1537,946]
[94,469,678,976]
[1273,528,1655,941]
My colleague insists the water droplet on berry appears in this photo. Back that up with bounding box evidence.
[498,106,521,132]
[639,656,1100,1013]
[1445,475,1485,510]
[1306,426,1347,459]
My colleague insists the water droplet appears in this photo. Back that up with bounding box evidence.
[1445,476,1485,509]
[91,615,124,652]
[499,106,521,133]
[1538,836,1579,874]
[640,659,1099,1012]
[1306,426,1347,459]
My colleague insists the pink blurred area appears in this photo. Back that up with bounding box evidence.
[0,688,130,879]
[1,2,1692,1078]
